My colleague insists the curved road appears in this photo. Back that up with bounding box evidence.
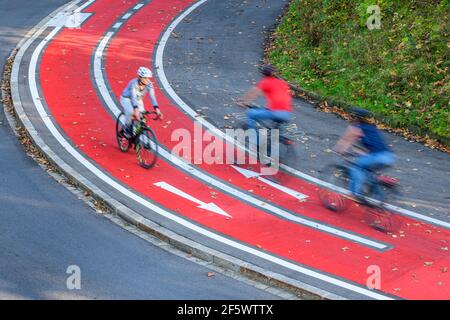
[163,0,450,220]
[6,0,450,300]
[0,0,280,300]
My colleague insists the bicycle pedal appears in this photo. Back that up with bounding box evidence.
[370,223,387,233]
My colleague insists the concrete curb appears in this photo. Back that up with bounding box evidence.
[4,1,347,301]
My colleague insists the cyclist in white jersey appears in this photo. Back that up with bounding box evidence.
[120,67,163,137]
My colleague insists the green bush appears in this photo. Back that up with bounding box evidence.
[269,0,449,141]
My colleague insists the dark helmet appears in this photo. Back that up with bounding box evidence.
[260,64,276,77]
[349,106,372,120]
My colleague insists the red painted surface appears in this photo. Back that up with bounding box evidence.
[37,0,450,299]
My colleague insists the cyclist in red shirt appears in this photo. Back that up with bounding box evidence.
[238,65,293,130]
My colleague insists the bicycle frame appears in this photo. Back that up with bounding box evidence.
[338,152,398,206]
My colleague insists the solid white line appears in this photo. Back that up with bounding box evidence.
[153,0,450,230]
[21,3,393,300]
[74,0,95,13]
[94,39,389,251]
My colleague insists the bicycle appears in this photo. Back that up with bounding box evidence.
[318,151,401,233]
[234,104,302,178]
[115,110,160,169]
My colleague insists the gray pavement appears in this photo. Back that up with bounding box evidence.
[162,0,450,221]
[8,0,449,301]
[0,0,280,300]
[7,0,385,300]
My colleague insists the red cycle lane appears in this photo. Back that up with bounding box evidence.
[104,0,450,246]
[103,0,450,299]
[37,0,449,299]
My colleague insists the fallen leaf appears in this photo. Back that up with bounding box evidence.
[341,247,349,252]
[424,262,434,267]
[207,272,215,277]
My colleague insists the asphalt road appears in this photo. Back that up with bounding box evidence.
[162,0,450,220]
[0,0,280,300]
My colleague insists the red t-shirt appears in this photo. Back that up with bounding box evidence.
[257,77,292,112]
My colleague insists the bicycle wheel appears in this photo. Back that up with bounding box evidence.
[136,128,158,169]
[365,206,398,233]
[274,140,299,184]
[280,139,299,167]
[365,179,401,233]
[116,112,131,152]
[318,165,351,212]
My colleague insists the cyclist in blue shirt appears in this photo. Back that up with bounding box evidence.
[334,107,396,202]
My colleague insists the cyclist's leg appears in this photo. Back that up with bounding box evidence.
[375,151,396,167]
[350,153,377,198]
[120,96,134,137]
[266,111,291,159]
[246,108,272,146]
[246,108,273,130]
[272,111,291,123]
[366,151,396,201]
[349,161,365,198]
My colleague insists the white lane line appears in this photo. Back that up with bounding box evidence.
[231,165,309,201]
[154,182,232,218]
[75,0,96,13]
[18,2,396,301]
[153,0,450,230]
[112,22,123,29]
[94,33,390,251]
[134,3,144,10]
[47,0,95,28]
[122,12,132,20]
[19,17,395,303]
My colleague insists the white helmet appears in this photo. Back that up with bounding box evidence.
[137,66,152,78]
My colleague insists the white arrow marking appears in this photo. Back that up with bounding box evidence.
[154,182,232,218]
[231,165,309,201]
